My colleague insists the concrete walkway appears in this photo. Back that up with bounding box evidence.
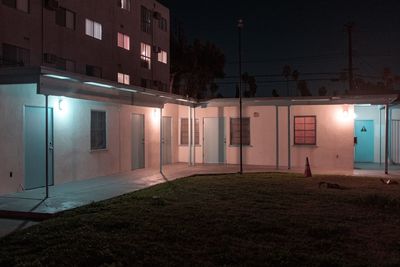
[0,163,399,237]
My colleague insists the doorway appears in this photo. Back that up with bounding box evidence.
[24,106,54,190]
[203,117,225,163]
[162,116,172,165]
[131,114,145,169]
[355,120,374,163]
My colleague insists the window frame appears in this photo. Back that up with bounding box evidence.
[140,6,152,33]
[294,115,317,145]
[117,32,130,50]
[140,42,151,69]
[56,7,76,30]
[230,117,251,146]
[3,0,29,13]
[117,72,130,85]
[85,18,102,40]
[120,0,131,11]
[157,50,167,64]
[90,110,107,151]
[180,118,200,146]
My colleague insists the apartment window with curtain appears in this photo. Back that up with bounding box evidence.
[91,110,107,150]
[157,50,167,64]
[140,42,151,69]
[230,118,250,146]
[85,19,102,40]
[117,32,130,50]
[117,72,130,85]
[180,118,199,145]
[294,116,317,145]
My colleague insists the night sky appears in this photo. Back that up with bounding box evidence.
[160,0,400,97]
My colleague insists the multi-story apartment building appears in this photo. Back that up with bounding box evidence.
[0,0,170,91]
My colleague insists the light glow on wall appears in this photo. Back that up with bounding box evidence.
[337,105,356,122]
[152,108,160,122]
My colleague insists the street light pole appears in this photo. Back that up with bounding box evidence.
[238,19,244,174]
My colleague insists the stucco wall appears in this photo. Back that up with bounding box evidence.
[0,83,167,195]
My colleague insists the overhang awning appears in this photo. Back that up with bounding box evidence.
[0,66,198,108]
[200,94,399,107]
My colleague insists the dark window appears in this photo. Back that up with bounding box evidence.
[141,6,152,33]
[230,118,250,146]
[56,7,75,30]
[3,0,29,13]
[86,65,102,78]
[91,110,107,150]
[294,116,316,145]
[158,17,167,32]
[65,59,75,72]
[180,118,199,145]
[2,43,30,66]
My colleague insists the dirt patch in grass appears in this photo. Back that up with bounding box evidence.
[0,173,400,266]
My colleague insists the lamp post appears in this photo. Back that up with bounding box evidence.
[238,19,244,174]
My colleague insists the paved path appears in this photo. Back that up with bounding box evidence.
[0,163,398,238]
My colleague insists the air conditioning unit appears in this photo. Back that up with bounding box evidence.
[152,46,161,53]
[153,11,161,20]
[44,0,59,10]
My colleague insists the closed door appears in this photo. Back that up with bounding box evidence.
[132,114,145,169]
[24,106,54,190]
[204,117,225,163]
[162,116,172,165]
[355,120,374,162]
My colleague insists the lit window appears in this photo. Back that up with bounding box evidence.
[120,0,130,11]
[56,7,75,30]
[294,116,316,145]
[85,19,102,40]
[91,110,107,150]
[117,33,130,50]
[157,50,167,64]
[140,43,151,69]
[3,0,29,13]
[117,72,130,85]
[180,118,199,145]
[230,118,250,146]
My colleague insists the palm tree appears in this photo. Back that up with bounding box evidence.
[282,65,292,96]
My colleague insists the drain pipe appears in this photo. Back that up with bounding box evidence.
[45,94,49,199]
[188,106,192,165]
[385,104,389,174]
[193,106,196,165]
[160,107,163,174]
[288,105,291,169]
[276,106,279,169]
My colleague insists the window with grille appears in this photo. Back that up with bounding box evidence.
[294,116,316,145]
[91,111,107,150]
[180,118,199,145]
[117,32,130,50]
[158,17,167,31]
[230,118,250,146]
[140,42,151,69]
[141,6,152,33]
[2,43,30,66]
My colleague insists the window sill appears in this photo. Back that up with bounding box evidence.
[90,148,108,153]
[229,145,253,148]
[292,145,318,147]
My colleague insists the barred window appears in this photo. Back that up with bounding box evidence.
[230,118,250,146]
[91,111,107,150]
[141,6,152,33]
[294,116,316,145]
[180,118,199,145]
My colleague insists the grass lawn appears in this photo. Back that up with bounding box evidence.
[1,173,400,266]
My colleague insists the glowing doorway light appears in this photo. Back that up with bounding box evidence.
[152,108,160,121]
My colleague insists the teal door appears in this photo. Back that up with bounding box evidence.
[162,117,172,165]
[204,117,225,164]
[131,114,145,169]
[24,106,54,190]
[355,120,374,162]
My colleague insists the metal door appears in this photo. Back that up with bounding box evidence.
[162,116,172,165]
[355,120,374,162]
[132,114,145,169]
[204,117,225,163]
[24,106,54,190]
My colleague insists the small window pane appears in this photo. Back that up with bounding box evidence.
[91,111,107,150]
[85,19,93,36]
[16,0,28,12]
[230,118,250,146]
[294,116,316,145]
[94,22,102,40]
[117,33,124,48]
[65,10,75,29]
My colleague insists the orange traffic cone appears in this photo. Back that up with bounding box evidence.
[304,157,312,177]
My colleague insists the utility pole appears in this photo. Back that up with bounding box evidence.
[345,22,354,92]
[238,19,244,174]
